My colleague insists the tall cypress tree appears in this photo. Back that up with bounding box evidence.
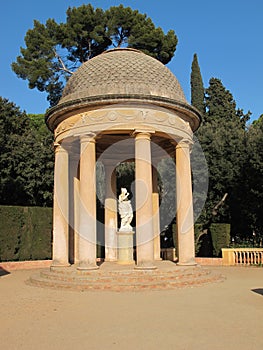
[196,78,250,231]
[190,53,205,116]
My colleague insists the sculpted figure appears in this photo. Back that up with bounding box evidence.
[118,188,133,231]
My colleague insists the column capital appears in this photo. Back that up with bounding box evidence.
[79,132,96,144]
[175,138,194,149]
[53,142,68,154]
[132,129,155,140]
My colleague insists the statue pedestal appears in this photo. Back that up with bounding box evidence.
[117,230,135,264]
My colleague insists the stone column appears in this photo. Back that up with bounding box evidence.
[68,152,79,264]
[134,131,156,269]
[175,139,196,265]
[51,143,70,268]
[104,161,118,261]
[152,165,161,260]
[77,134,98,270]
[74,176,80,264]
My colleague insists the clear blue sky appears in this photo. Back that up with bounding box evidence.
[1,0,262,121]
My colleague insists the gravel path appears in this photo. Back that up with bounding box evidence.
[1,266,263,350]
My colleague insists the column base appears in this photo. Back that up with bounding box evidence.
[177,259,197,266]
[135,261,157,270]
[104,258,118,262]
[50,261,70,270]
[77,261,99,271]
[117,260,135,265]
[104,247,118,262]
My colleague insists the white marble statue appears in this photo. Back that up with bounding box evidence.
[118,188,133,231]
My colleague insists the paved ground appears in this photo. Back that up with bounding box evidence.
[1,266,263,350]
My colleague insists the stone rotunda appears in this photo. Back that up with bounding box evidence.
[45,48,201,272]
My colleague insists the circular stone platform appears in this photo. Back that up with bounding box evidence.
[27,261,225,292]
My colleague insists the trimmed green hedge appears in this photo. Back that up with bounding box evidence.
[0,206,52,261]
[210,223,231,257]
[0,205,231,261]
[173,222,231,257]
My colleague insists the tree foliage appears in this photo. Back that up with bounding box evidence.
[196,78,250,232]
[0,98,54,206]
[12,4,178,106]
[190,53,205,116]
[0,98,29,204]
[244,115,263,234]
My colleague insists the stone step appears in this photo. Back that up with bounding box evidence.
[41,271,210,283]
[27,263,225,292]
[28,274,223,292]
[38,266,211,284]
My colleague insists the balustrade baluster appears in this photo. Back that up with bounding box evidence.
[240,251,243,265]
[250,251,253,265]
[234,251,238,265]
[222,248,263,266]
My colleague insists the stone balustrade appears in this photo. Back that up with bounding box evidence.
[222,248,263,266]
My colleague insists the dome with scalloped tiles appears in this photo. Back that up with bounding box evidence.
[58,48,187,105]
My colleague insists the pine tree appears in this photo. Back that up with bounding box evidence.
[12,4,178,106]
[190,53,205,116]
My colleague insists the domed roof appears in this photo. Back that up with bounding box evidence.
[58,48,187,105]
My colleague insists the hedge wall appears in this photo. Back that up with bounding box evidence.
[173,222,231,257]
[0,206,52,261]
[0,205,231,261]
[210,223,231,257]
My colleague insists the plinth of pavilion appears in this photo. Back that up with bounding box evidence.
[27,261,225,292]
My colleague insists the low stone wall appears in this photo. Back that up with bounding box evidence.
[0,260,52,271]
[161,248,177,261]
[161,248,223,266]
[0,259,105,271]
[0,257,224,272]
[195,258,223,266]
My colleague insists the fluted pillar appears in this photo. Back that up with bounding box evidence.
[134,131,156,269]
[77,134,98,270]
[175,139,196,265]
[104,161,118,261]
[51,143,70,268]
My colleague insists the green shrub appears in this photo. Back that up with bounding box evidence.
[210,223,231,257]
[171,222,230,257]
[0,206,52,261]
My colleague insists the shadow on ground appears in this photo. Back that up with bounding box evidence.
[251,288,263,296]
[0,267,10,277]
